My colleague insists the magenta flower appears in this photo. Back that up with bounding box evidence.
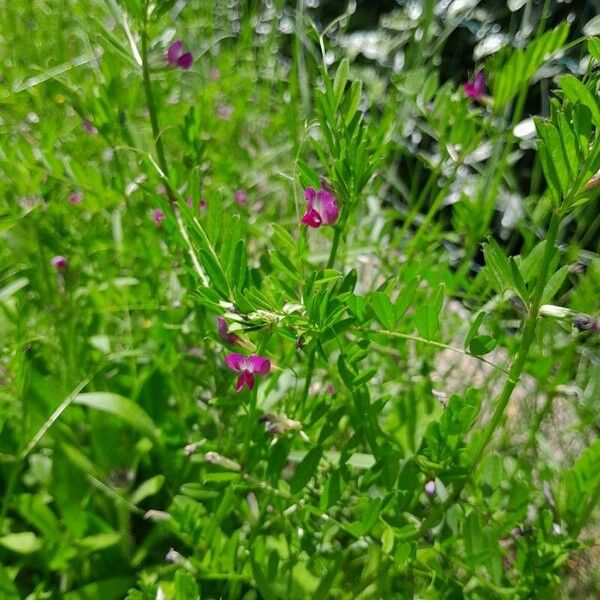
[217,317,240,345]
[199,198,207,211]
[464,72,486,101]
[234,189,248,205]
[51,255,68,270]
[68,191,83,205]
[301,186,339,228]
[82,120,97,135]
[152,208,166,227]
[166,40,193,70]
[225,353,271,392]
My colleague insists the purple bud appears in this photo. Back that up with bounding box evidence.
[68,191,83,205]
[216,317,240,345]
[82,120,97,135]
[424,480,436,497]
[234,189,248,205]
[199,198,207,211]
[51,255,68,270]
[152,208,166,227]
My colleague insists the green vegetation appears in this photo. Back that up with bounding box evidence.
[1,1,600,598]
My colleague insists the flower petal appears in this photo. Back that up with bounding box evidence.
[177,52,193,70]
[225,353,245,372]
[474,72,486,96]
[166,40,183,65]
[236,371,254,392]
[301,208,322,228]
[248,355,271,375]
[304,187,316,210]
[317,189,339,225]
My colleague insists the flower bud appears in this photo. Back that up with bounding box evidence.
[51,255,68,270]
[424,480,436,497]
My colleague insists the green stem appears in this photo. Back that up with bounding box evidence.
[140,19,170,183]
[327,225,342,269]
[242,388,257,465]
[299,346,316,417]
[400,210,560,542]
[139,8,209,287]
[469,210,559,464]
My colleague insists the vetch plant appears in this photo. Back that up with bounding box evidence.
[1,2,600,599]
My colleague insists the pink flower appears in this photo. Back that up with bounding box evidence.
[51,255,68,270]
[301,186,339,228]
[82,120,97,135]
[210,67,220,80]
[464,72,486,101]
[217,105,233,120]
[152,208,166,227]
[166,40,193,70]
[225,353,271,392]
[68,191,83,205]
[217,317,240,345]
[199,198,207,211]
[234,189,247,205]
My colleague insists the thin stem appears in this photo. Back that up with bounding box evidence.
[139,10,208,287]
[360,329,510,376]
[298,346,316,417]
[469,209,559,464]
[327,225,342,269]
[400,210,561,542]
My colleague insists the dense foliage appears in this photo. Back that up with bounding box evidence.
[1,0,600,598]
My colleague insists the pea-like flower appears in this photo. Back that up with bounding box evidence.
[464,72,486,101]
[165,40,193,70]
[51,255,68,270]
[301,186,339,228]
[225,353,271,392]
[68,191,83,205]
[216,317,240,345]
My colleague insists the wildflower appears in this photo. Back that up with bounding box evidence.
[234,189,248,205]
[464,72,486,101]
[225,353,271,392]
[199,198,207,211]
[216,317,241,345]
[210,67,220,80]
[51,255,68,270]
[68,191,83,205]
[301,186,339,228]
[152,208,166,227]
[82,120,97,135]
[217,105,233,120]
[424,480,436,497]
[165,40,193,70]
